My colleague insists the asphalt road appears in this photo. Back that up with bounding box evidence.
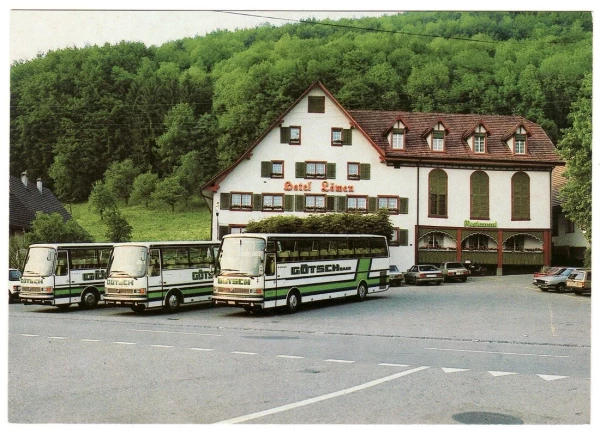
[8,274,591,424]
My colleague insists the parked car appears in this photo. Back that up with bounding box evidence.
[388,265,404,286]
[438,262,469,282]
[533,266,567,279]
[534,267,579,293]
[405,265,443,286]
[566,269,591,295]
[9,268,21,303]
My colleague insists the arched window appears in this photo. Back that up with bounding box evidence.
[512,172,530,220]
[429,169,447,217]
[470,171,489,220]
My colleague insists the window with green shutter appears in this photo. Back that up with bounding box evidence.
[470,171,489,220]
[428,169,447,217]
[295,162,307,178]
[512,172,530,220]
[220,193,231,210]
[326,163,336,179]
[280,127,290,144]
[399,197,409,214]
[261,161,272,178]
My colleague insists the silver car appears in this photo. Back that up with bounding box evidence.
[405,265,443,286]
[535,267,579,293]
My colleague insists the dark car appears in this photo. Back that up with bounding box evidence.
[405,265,443,286]
[388,265,403,286]
[438,262,469,282]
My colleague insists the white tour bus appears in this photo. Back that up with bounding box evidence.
[213,233,390,313]
[104,241,220,313]
[19,243,114,310]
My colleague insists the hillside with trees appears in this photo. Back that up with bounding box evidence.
[10,11,592,207]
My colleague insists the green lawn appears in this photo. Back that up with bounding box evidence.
[69,201,212,242]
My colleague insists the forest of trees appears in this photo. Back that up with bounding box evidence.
[10,11,592,204]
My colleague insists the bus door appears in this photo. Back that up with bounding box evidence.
[54,250,70,303]
[264,252,277,306]
[148,249,162,300]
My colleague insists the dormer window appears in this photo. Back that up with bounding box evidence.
[392,129,405,149]
[432,131,445,151]
[474,133,486,153]
[514,134,527,154]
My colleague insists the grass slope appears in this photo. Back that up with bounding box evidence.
[69,201,212,242]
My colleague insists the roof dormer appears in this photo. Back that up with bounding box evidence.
[502,123,531,155]
[463,120,492,154]
[385,115,411,150]
[422,119,450,152]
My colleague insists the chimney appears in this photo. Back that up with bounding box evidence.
[21,172,28,187]
[37,178,43,194]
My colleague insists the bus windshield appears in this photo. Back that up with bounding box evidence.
[23,247,55,277]
[219,237,266,276]
[108,245,147,278]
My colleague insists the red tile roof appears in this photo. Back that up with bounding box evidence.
[349,110,562,166]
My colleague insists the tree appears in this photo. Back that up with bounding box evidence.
[151,175,186,212]
[130,171,159,207]
[557,73,592,250]
[104,208,133,242]
[24,212,93,244]
[88,180,117,220]
[104,159,140,205]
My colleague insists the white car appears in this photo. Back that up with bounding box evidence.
[9,268,22,303]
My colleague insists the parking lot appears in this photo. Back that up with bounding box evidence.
[8,274,591,424]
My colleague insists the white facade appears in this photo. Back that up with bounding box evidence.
[204,82,560,273]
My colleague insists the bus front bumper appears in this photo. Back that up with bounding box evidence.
[212,295,264,308]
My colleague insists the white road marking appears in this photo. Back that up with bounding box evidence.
[232,351,257,355]
[80,339,102,342]
[427,347,569,358]
[548,304,557,337]
[113,341,136,345]
[150,345,174,348]
[19,334,39,337]
[488,371,517,377]
[538,374,569,381]
[276,355,305,359]
[48,336,67,340]
[190,348,214,351]
[215,366,430,424]
[442,367,470,373]
[131,329,222,337]
[378,363,410,367]
[325,359,355,364]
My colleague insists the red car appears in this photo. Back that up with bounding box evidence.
[533,266,567,279]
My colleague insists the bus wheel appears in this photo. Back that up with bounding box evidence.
[286,290,301,314]
[164,291,181,313]
[356,282,368,301]
[131,305,145,313]
[79,290,99,310]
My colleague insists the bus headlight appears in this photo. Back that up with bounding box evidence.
[249,288,263,295]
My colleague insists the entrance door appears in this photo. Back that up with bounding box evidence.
[54,250,70,303]
[147,249,162,305]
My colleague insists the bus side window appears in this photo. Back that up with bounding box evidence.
[55,251,68,276]
[149,249,160,276]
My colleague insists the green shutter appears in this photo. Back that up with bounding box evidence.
[261,161,272,178]
[512,172,530,220]
[399,197,408,214]
[327,163,336,179]
[360,164,370,180]
[337,196,347,212]
[368,197,377,213]
[308,96,325,113]
[342,129,352,145]
[399,229,409,246]
[253,194,262,211]
[326,196,336,212]
[295,195,305,212]
[284,195,294,212]
[295,162,306,178]
[220,193,231,210]
[280,127,291,144]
